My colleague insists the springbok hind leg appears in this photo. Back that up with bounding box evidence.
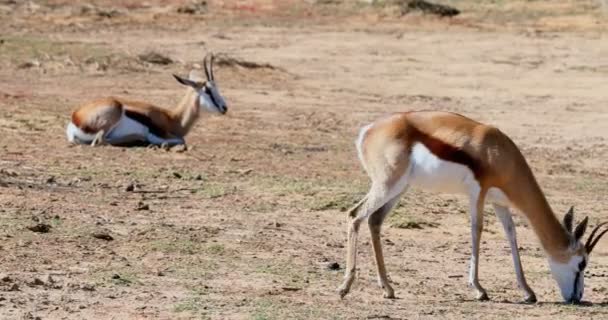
[368,194,402,298]
[337,193,370,299]
[338,181,407,299]
[91,130,105,147]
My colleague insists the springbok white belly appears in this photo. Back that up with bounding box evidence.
[104,114,150,141]
[408,143,510,207]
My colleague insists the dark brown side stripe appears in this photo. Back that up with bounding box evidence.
[410,126,484,179]
[124,110,167,138]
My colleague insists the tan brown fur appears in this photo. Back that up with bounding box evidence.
[70,86,200,139]
[71,98,124,134]
[339,110,578,302]
[362,111,571,258]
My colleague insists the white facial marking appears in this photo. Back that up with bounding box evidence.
[198,82,226,114]
[548,255,585,302]
[199,91,218,113]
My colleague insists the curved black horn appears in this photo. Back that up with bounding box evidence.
[585,222,608,253]
[209,53,215,81]
[203,54,212,80]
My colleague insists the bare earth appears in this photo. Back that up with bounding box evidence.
[1,1,608,319]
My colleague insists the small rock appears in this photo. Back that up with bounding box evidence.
[327,262,340,271]
[18,60,40,69]
[0,169,18,177]
[138,51,173,65]
[124,183,136,192]
[46,176,56,184]
[171,144,188,153]
[92,232,114,241]
[172,172,182,179]
[239,169,253,176]
[111,274,121,280]
[136,202,149,211]
[30,278,45,286]
[8,283,19,291]
[27,223,51,233]
[97,8,121,18]
[176,0,207,14]
[80,283,95,291]
[194,174,203,181]
[282,287,302,292]
[1,275,12,283]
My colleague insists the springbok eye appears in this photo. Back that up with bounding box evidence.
[579,259,587,271]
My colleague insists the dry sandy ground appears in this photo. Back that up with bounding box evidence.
[1,1,608,319]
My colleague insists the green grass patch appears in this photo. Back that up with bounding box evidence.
[150,239,203,255]
[173,288,210,317]
[250,298,344,320]
[0,36,113,66]
[150,239,229,256]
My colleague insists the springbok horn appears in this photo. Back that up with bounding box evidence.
[585,222,608,253]
[203,54,212,81]
[209,53,215,81]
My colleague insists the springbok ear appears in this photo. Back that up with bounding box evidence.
[173,74,198,88]
[563,206,574,233]
[574,216,589,241]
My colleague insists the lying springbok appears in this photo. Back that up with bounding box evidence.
[66,53,227,147]
[338,111,607,303]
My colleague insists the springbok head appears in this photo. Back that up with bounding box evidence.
[173,53,228,115]
[548,207,607,303]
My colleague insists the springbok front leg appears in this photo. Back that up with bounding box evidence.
[368,195,402,298]
[493,204,537,303]
[146,132,185,147]
[469,188,489,301]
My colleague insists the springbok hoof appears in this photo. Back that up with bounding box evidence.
[524,293,537,304]
[337,286,350,299]
[383,290,396,299]
[476,291,490,301]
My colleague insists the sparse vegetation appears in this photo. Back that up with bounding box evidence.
[0,0,607,319]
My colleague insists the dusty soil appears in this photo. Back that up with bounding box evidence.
[1,0,608,319]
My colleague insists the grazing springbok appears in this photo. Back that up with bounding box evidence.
[338,111,607,303]
[66,53,227,147]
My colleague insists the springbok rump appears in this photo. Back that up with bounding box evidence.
[338,111,607,303]
[66,53,227,147]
